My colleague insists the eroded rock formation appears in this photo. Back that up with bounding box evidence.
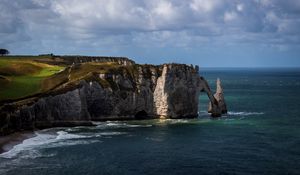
[208,78,227,115]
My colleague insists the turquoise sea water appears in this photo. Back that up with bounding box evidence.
[0,68,300,175]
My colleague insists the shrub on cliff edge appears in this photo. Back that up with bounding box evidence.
[0,49,9,56]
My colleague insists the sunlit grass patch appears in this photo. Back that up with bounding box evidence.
[0,57,64,101]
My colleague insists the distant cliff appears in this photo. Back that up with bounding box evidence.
[0,56,226,135]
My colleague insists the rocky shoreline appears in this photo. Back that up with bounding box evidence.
[0,131,35,154]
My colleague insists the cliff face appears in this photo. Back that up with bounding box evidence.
[153,64,200,118]
[0,62,226,135]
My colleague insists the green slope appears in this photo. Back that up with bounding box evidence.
[0,56,64,101]
[0,55,139,102]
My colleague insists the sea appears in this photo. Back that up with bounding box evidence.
[0,68,300,175]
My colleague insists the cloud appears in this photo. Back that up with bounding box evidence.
[190,0,222,12]
[236,4,244,12]
[224,11,238,22]
[0,0,300,66]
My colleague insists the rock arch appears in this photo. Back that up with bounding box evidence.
[198,77,226,117]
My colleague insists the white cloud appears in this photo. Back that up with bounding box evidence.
[0,0,300,56]
[152,1,174,18]
[224,11,238,22]
[190,0,221,12]
[237,4,244,12]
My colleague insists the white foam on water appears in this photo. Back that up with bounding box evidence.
[95,121,152,129]
[164,119,190,124]
[126,124,152,128]
[226,111,264,116]
[97,132,126,136]
[199,110,264,117]
[52,140,101,147]
[0,129,125,159]
[55,131,90,140]
[0,132,56,159]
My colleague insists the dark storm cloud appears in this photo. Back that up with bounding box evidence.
[0,0,56,46]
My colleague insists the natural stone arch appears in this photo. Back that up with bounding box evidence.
[198,76,222,117]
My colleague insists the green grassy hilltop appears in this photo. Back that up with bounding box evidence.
[0,56,64,101]
[0,55,138,102]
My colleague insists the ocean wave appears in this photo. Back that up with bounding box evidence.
[55,131,91,140]
[199,110,264,116]
[97,132,126,136]
[0,132,56,159]
[52,140,101,147]
[160,119,190,124]
[95,121,152,129]
[226,111,264,116]
[0,129,125,159]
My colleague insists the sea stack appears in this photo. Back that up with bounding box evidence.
[208,78,227,115]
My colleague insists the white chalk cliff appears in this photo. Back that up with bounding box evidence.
[0,59,227,135]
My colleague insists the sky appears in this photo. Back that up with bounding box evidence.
[1,0,300,67]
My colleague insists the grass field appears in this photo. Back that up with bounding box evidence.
[0,56,64,101]
[0,55,137,102]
